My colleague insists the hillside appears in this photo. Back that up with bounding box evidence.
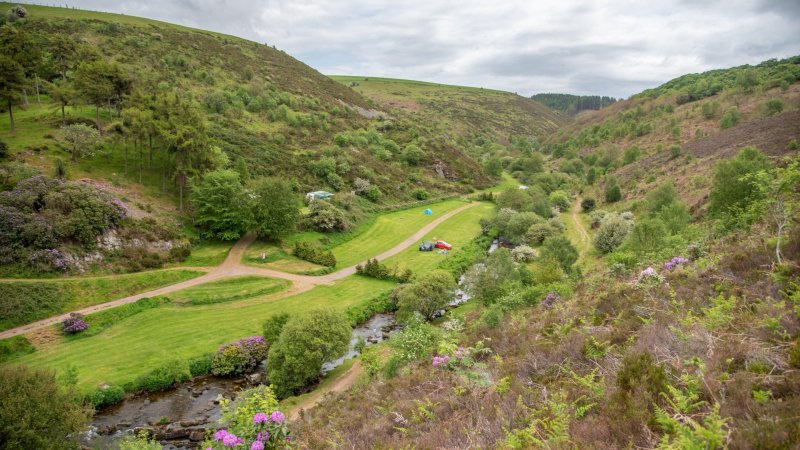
[531,93,617,116]
[330,75,567,149]
[0,2,492,213]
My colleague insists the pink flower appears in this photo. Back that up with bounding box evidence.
[222,433,242,447]
[432,355,450,367]
[253,412,268,424]
[257,431,269,441]
[251,441,264,450]
[214,430,229,442]
[270,410,286,422]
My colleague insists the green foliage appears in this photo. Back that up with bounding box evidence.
[188,354,212,377]
[390,317,440,362]
[659,201,690,234]
[266,309,351,398]
[410,187,430,200]
[86,384,125,408]
[548,190,570,211]
[497,188,531,211]
[540,235,578,273]
[465,248,522,305]
[307,200,350,232]
[625,218,667,255]
[581,198,596,212]
[294,241,336,267]
[719,108,741,129]
[131,359,191,392]
[645,183,678,214]
[623,145,641,165]
[669,144,682,159]
[594,213,632,253]
[708,146,770,229]
[60,124,100,160]
[703,293,736,330]
[211,337,268,377]
[402,144,425,166]
[604,178,622,203]
[701,101,720,119]
[262,312,290,346]
[118,431,163,450]
[191,169,251,240]
[504,391,572,449]
[586,167,596,185]
[250,177,300,240]
[505,211,544,244]
[394,269,456,322]
[0,335,35,362]
[0,366,91,450]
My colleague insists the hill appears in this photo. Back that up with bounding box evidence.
[0,2,492,213]
[330,75,567,149]
[531,93,617,116]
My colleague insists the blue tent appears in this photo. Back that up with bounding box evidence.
[424,208,432,215]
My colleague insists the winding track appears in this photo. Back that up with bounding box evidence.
[0,202,478,340]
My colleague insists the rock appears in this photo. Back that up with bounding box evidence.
[213,394,223,404]
[116,422,131,428]
[246,372,262,384]
[189,429,206,442]
[143,399,150,406]
[179,419,204,427]
[158,428,190,440]
[133,427,154,436]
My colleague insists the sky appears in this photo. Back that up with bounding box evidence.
[58,0,800,98]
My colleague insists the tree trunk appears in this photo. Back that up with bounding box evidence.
[34,74,41,105]
[22,88,28,107]
[7,98,15,134]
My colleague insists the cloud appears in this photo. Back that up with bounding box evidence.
[64,0,800,98]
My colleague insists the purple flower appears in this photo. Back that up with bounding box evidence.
[253,412,268,424]
[251,441,264,450]
[222,432,242,447]
[432,355,450,367]
[269,410,286,422]
[62,313,89,334]
[542,291,560,309]
[663,256,689,271]
[257,431,269,441]
[214,429,229,442]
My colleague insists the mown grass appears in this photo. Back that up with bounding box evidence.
[8,276,395,392]
[0,270,203,331]
[180,240,234,267]
[161,276,290,306]
[382,202,495,274]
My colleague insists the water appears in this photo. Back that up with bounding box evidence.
[322,313,400,374]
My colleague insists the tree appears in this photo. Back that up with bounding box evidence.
[465,248,520,305]
[659,201,690,234]
[0,55,24,133]
[549,190,570,212]
[625,218,667,255]
[48,34,77,81]
[61,124,100,161]
[233,156,250,182]
[262,312,290,345]
[581,198,596,212]
[604,177,622,203]
[0,26,41,108]
[505,211,544,244]
[73,61,116,131]
[48,79,75,126]
[645,182,678,214]
[497,188,532,212]
[307,200,349,232]
[266,309,351,398]
[0,365,91,450]
[594,214,632,253]
[251,177,300,239]
[191,169,252,240]
[402,144,425,165]
[708,146,770,228]
[484,157,503,177]
[540,235,578,273]
[586,167,596,185]
[395,270,456,322]
[747,156,800,264]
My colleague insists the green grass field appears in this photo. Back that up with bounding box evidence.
[180,240,234,267]
[382,202,495,273]
[11,276,395,392]
[0,269,203,331]
[161,276,290,306]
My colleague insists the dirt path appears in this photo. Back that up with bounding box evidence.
[0,202,478,340]
[572,198,590,246]
[288,361,363,420]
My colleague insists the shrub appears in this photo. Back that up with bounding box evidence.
[764,98,784,116]
[62,312,88,335]
[0,366,91,449]
[395,270,456,322]
[402,144,425,165]
[506,211,544,244]
[720,108,741,129]
[132,360,191,392]
[669,144,682,159]
[594,214,632,253]
[645,182,678,214]
[266,309,351,398]
[589,210,607,228]
[581,198,596,212]
[191,169,252,240]
[525,222,557,245]
[307,200,350,232]
[708,146,770,226]
[548,190,570,211]
[511,245,537,262]
[788,139,798,151]
[356,258,391,279]
[659,201,690,234]
[262,312,290,345]
[390,318,440,362]
[211,336,268,377]
[604,179,622,203]
[87,384,125,408]
[701,101,720,119]
[540,236,579,273]
[410,188,430,200]
[294,241,336,267]
[0,335,35,362]
[0,138,8,159]
[623,145,641,165]
[188,354,213,377]
[625,218,667,255]
[497,188,532,211]
[118,431,162,450]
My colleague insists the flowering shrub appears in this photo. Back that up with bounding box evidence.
[663,256,690,271]
[431,341,493,386]
[432,355,450,367]
[62,313,88,334]
[211,336,268,376]
[205,385,292,449]
[28,249,74,272]
[635,267,664,287]
[541,291,560,309]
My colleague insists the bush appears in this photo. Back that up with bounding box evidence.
[0,335,35,363]
[0,138,8,159]
[540,236,579,273]
[720,108,741,129]
[307,200,350,232]
[708,146,770,226]
[410,188,430,200]
[262,312,290,345]
[525,222,558,245]
[395,270,456,322]
[390,318,440,362]
[191,169,252,240]
[294,241,336,267]
[87,384,125,408]
[511,245,537,262]
[764,98,784,116]
[251,178,300,240]
[402,144,425,165]
[659,201,690,234]
[132,360,191,392]
[669,144,682,159]
[604,179,622,203]
[0,366,91,449]
[266,309,351,398]
[623,145,641,165]
[356,258,391,279]
[548,190,570,212]
[625,218,667,255]
[645,182,678,214]
[506,211,544,244]
[581,198,596,212]
[188,354,213,377]
[701,101,720,119]
[594,214,632,253]
[211,336,268,377]
[61,312,88,335]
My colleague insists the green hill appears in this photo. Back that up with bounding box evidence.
[0,2,491,211]
[330,75,567,148]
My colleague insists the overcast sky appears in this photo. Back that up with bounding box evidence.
[59,0,800,98]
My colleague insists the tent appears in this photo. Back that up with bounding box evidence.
[424,208,432,215]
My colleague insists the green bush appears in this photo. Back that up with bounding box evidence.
[87,384,125,408]
[659,201,690,234]
[701,101,720,119]
[594,214,632,253]
[263,312,290,345]
[525,222,558,245]
[625,218,667,255]
[719,108,741,129]
[623,146,640,165]
[294,241,336,267]
[581,198,596,212]
[764,98,784,116]
[540,236,579,273]
[0,335,36,362]
[188,354,213,377]
[191,169,252,241]
[211,336,268,376]
[708,146,770,228]
[307,200,350,232]
[131,360,191,392]
[0,366,91,450]
[390,318,440,362]
[669,145,682,159]
[411,188,430,200]
[548,190,570,211]
[395,270,456,322]
[604,179,622,203]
